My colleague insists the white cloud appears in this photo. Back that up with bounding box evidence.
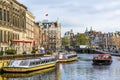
[17,0,120,36]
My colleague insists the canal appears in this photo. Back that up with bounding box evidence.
[1,53,120,80]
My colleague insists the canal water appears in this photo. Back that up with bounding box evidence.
[1,53,120,80]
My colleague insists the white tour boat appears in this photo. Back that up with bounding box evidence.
[2,56,57,73]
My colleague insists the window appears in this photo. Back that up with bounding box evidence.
[4,31,6,42]
[7,11,9,22]
[17,34,19,40]
[0,8,2,20]
[14,16,15,26]
[13,33,14,39]
[4,10,6,21]
[18,18,19,27]
[14,17,16,26]
[1,30,3,42]
[8,31,10,41]
[0,30,2,42]
[10,32,12,40]
[13,16,15,26]
[6,31,8,42]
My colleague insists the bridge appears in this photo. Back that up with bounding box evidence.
[72,48,120,57]
[71,48,113,54]
[71,48,100,54]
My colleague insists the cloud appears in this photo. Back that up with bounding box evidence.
[17,0,120,36]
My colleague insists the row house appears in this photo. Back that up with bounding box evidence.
[34,23,40,50]
[92,32,120,51]
[35,19,62,53]
[109,32,120,50]
[85,27,120,51]
[85,27,102,48]
[41,19,61,52]
[35,22,47,51]
[64,29,75,48]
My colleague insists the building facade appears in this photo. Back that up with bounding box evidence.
[35,22,45,50]
[34,23,40,50]
[25,11,35,54]
[64,29,75,48]
[42,19,61,52]
[0,0,26,53]
[85,27,102,48]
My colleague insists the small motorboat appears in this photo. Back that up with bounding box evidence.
[92,53,112,65]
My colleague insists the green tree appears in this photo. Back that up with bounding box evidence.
[75,33,89,46]
[62,36,70,47]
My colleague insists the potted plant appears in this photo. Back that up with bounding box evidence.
[5,49,16,55]
[0,51,4,55]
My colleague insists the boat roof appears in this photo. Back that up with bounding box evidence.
[8,56,56,67]
[40,56,55,60]
[10,56,55,62]
[94,53,111,57]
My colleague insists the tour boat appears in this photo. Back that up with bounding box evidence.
[57,51,78,62]
[2,56,57,73]
[92,53,112,65]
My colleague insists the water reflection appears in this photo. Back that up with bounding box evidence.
[0,67,57,80]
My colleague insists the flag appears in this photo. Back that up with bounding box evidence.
[45,14,48,16]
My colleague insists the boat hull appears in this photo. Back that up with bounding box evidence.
[92,53,112,65]
[3,62,56,73]
[57,57,78,63]
[2,67,55,78]
[93,60,112,65]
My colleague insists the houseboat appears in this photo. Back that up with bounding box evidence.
[2,56,57,73]
[92,53,112,65]
[57,51,78,62]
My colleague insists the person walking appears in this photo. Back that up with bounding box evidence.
[41,47,45,54]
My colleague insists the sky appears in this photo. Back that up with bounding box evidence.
[17,0,120,36]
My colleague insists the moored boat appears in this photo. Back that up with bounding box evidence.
[92,53,112,65]
[2,56,57,73]
[57,51,78,62]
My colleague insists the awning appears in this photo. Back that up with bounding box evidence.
[12,40,32,43]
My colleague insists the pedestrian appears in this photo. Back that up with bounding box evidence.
[41,47,45,54]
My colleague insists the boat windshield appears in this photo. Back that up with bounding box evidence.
[9,60,29,67]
